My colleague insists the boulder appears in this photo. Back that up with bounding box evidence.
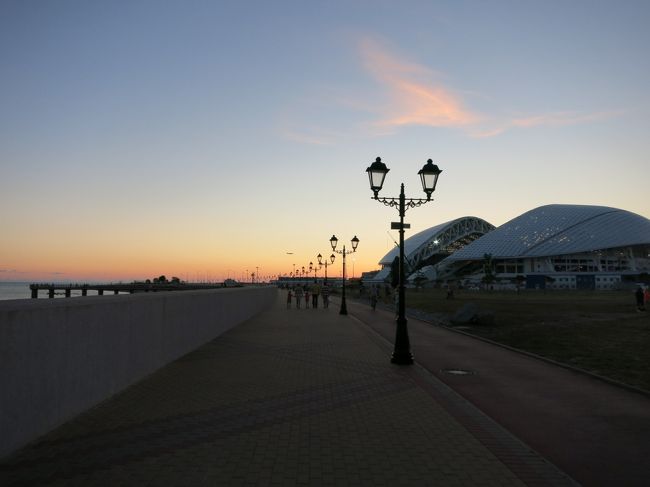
[450,303,495,326]
[475,311,496,326]
[451,303,478,325]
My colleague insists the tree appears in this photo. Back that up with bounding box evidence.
[413,271,427,291]
[482,254,495,287]
[389,256,400,289]
[515,275,526,293]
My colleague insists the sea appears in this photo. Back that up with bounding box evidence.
[0,282,99,301]
[0,282,32,300]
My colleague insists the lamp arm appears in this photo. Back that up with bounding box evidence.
[373,196,432,212]
[333,249,355,256]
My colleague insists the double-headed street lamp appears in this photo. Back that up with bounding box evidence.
[366,157,442,365]
[330,234,359,315]
[317,252,336,283]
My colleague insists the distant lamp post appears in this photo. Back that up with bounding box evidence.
[317,252,336,283]
[366,156,442,365]
[330,234,359,315]
[309,261,319,279]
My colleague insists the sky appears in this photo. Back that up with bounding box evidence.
[1,0,649,283]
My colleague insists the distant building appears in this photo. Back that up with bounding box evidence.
[368,205,650,290]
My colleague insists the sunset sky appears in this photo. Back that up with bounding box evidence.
[2,1,649,283]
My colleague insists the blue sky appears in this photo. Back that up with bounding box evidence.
[1,0,649,281]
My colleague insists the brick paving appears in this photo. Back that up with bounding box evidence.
[0,291,575,486]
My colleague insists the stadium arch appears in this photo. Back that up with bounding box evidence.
[368,217,496,283]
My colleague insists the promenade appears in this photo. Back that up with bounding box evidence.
[2,290,647,486]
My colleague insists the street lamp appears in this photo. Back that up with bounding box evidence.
[309,261,319,279]
[366,156,442,365]
[330,234,359,315]
[317,252,336,283]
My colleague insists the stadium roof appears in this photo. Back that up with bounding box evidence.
[446,204,650,261]
[379,216,495,266]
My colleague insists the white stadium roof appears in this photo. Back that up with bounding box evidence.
[446,204,650,261]
[379,216,495,266]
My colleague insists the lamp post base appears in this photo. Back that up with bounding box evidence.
[392,315,413,365]
[390,351,414,365]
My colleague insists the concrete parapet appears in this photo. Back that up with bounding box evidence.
[0,286,277,458]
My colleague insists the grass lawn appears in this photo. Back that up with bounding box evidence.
[360,287,650,392]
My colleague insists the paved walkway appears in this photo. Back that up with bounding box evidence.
[350,297,650,487]
[0,290,626,486]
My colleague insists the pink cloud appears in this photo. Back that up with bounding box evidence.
[282,37,622,144]
[360,39,479,130]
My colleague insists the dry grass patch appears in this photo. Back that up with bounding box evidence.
[403,289,650,392]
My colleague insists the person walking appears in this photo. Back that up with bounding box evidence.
[304,288,310,308]
[321,283,330,308]
[311,281,321,308]
[286,288,293,309]
[295,285,303,309]
[635,286,645,312]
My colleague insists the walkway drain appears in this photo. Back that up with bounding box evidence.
[441,368,476,376]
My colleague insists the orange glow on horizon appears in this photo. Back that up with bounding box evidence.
[1,242,387,283]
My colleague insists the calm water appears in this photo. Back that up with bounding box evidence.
[0,282,32,300]
[0,282,105,301]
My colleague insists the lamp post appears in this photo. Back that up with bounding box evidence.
[317,252,336,283]
[330,234,359,315]
[366,156,442,365]
[309,261,319,280]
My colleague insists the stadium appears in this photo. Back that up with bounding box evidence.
[369,204,650,290]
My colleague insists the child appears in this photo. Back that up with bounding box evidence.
[287,289,293,309]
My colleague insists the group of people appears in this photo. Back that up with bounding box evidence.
[635,285,650,311]
[286,281,330,309]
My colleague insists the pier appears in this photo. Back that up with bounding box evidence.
[29,282,232,299]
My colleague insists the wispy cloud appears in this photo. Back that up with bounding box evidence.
[281,129,333,146]
[282,36,621,143]
[359,38,479,132]
[511,111,620,128]
[469,110,624,138]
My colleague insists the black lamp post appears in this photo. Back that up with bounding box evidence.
[317,252,336,283]
[309,261,320,280]
[330,234,359,315]
[366,156,442,365]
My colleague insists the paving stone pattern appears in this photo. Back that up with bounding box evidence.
[0,293,571,486]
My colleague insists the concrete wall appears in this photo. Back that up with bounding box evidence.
[0,286,276,458]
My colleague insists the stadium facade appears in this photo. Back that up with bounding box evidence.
[371,204,650,290]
